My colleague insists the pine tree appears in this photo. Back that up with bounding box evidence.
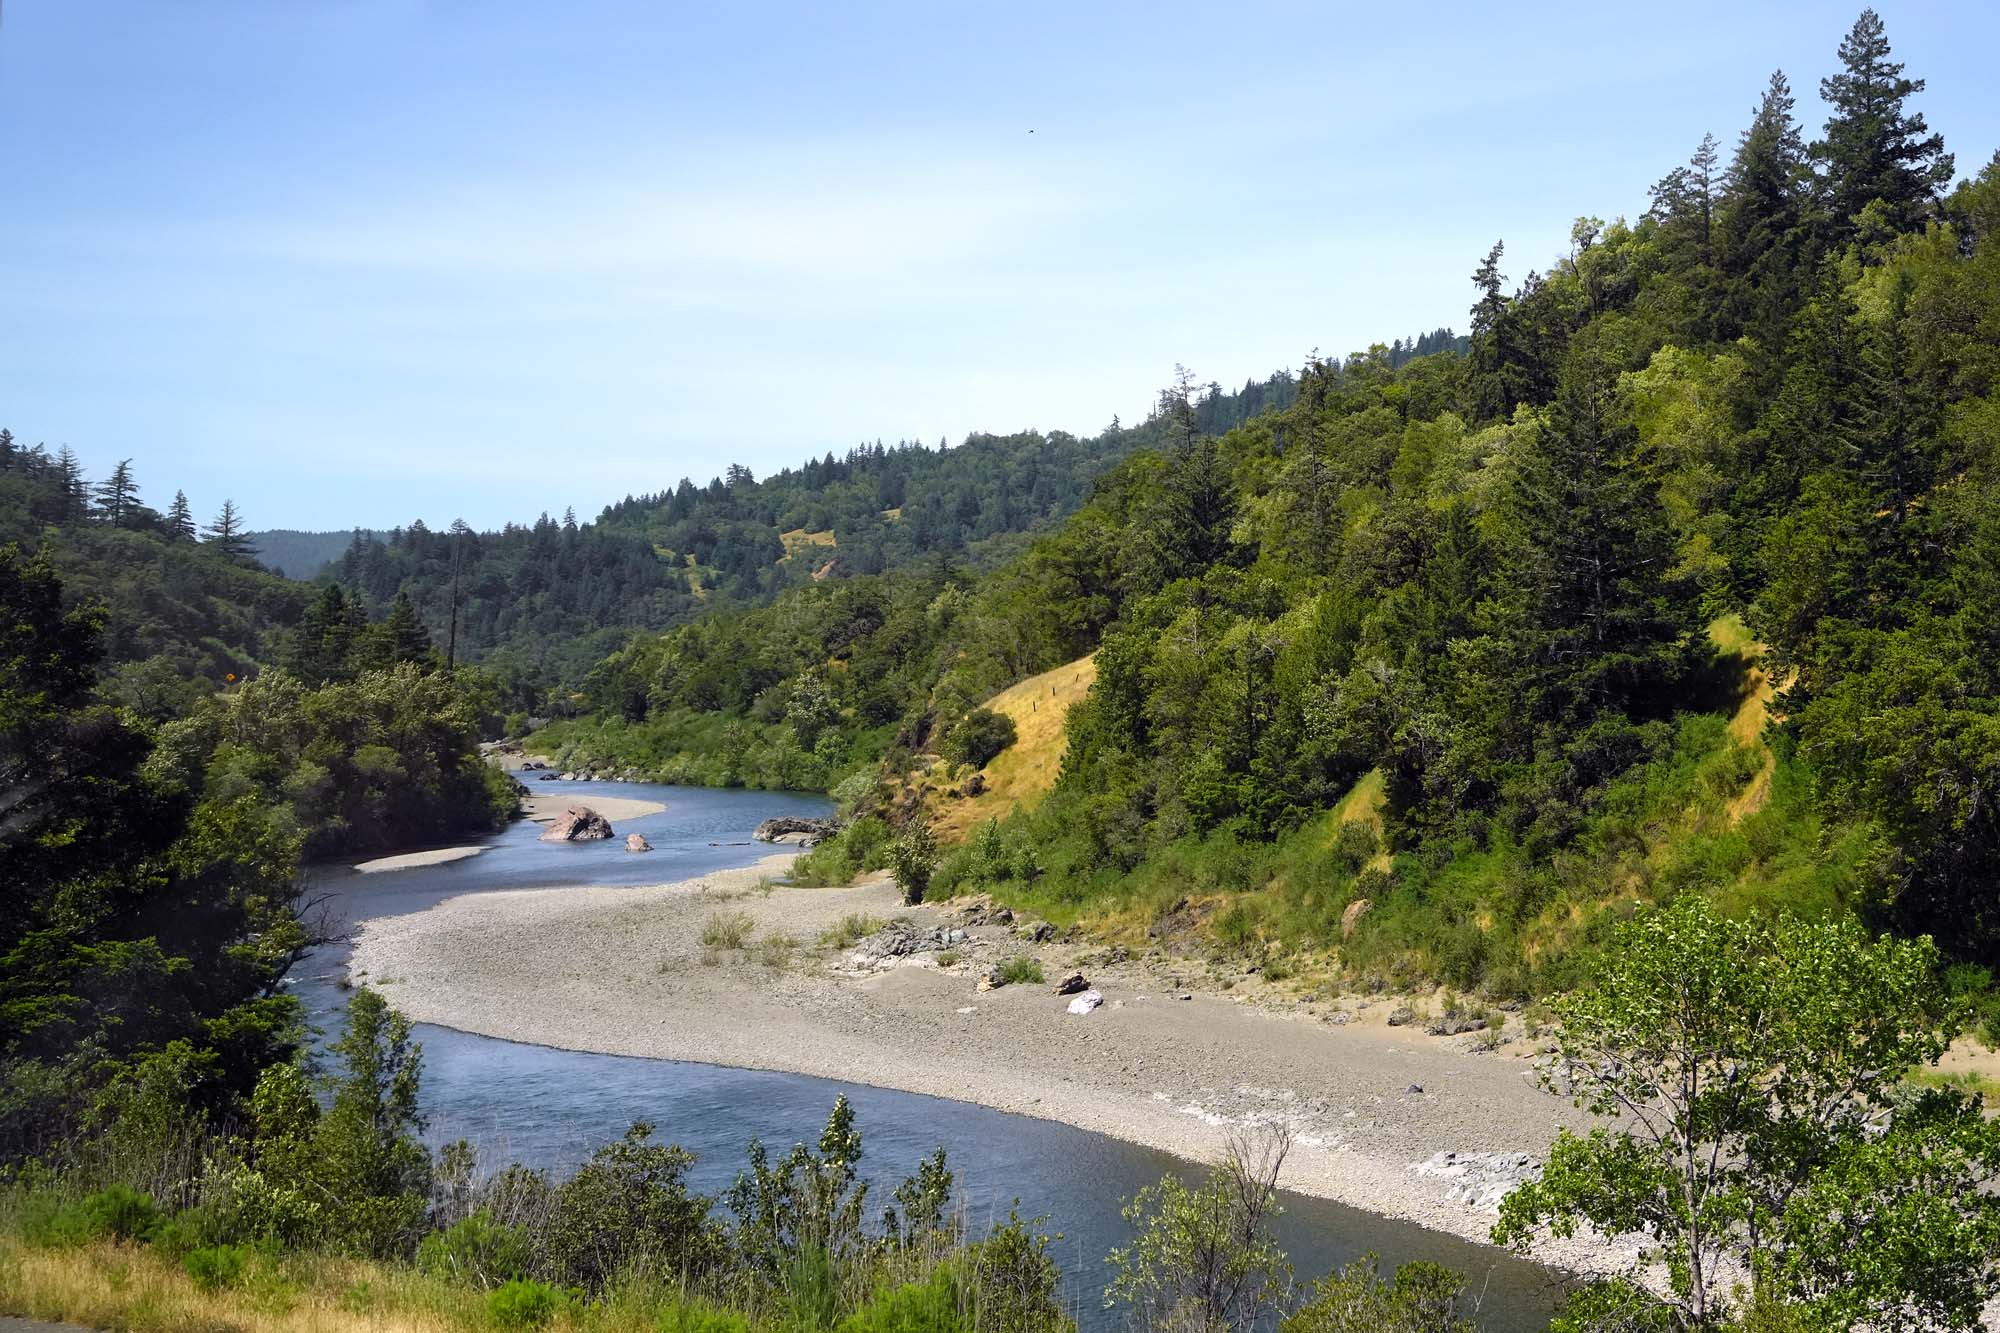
[362,592,433,671]
[1718,71,1812,346]
[53,446,87,522]
[203,499,253,558]
[93,459,138,526]
[1465,242,1513,420]
[166,490,197,540]
[1812,8,1953,237]
[0,429,15,471]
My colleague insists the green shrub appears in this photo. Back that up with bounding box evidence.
[994,956,1043,987]
[418,1211,532,1289]
[541,1122,719,1291]
[19,1185,161,1247]
[184,1243,252,1293]
[968,1211,1070,1333]
[944,709,1017,770]
[488,1277,565,1329]
[889,818,939,906]
[700,911,756,950]
[836,1268,968,1333]
[1283,1256,1475,1333]
[820,913,884,949]
[656,1300,754,1333]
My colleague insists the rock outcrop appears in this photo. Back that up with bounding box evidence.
[539,806,614,842]
[625,833,652,852]
[753,816,840,844]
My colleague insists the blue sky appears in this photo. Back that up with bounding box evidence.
[2,2,1995,531]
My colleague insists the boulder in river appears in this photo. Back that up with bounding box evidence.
[625,833,652,852]
[540,805,614,842]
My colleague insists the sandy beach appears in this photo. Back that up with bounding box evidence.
[349,856,1616,1268]
[520,791,668,823]
[351,846,490,873]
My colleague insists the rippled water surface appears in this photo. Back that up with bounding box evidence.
[299,780,1559,1329]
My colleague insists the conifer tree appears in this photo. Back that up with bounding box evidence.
[93,459,137,526]
[1812,8,1953,237]
[203,499,253,558]
[1718,71,1811,346]
[53,446,87,522]
[165,490,196,541]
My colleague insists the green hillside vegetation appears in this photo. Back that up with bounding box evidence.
[305,370,1310,709]
[559,16,2000,1005]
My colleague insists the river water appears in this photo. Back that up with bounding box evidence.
[296,780,1559,1329]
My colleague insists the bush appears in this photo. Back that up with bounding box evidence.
[418,1211,531,1289]
[993,957,1044,987]
[968,1211,1070,1333]
[1283,1256,1475,1333]
[836,1268,968,1333]
[19,1186,161,1247]
[700,911,756,951]
[184,1243,252,1292]
[488,1277,565,1329]
[889,818,939,906]
[944,709,1017,771]
[820,914,883,949]
[541,1122,719,1291]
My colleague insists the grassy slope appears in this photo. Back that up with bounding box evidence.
[938,616,1877,1000]
[929,653,1097,840]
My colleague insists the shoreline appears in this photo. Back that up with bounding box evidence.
[347,853,1620,1274]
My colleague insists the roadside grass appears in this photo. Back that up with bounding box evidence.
[757,934,797,969]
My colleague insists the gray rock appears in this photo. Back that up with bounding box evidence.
[1425,1013,1489,1037]
[1386,1006,1416,1027]
[539,805,613,841]
[754,816,840,843]
[1053,972,1090,996]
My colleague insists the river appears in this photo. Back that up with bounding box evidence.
[296,779,1560,1329]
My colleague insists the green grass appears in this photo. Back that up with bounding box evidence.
[993,956,1044,987]
[1907,1068,2000,1101]
[700,911,755,951]
[819,914,883,949]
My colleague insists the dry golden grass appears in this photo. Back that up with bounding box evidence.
[0,1235,485,1333]
[930,654,1097,840]
[1326,769,1392,873]
[1708,614,1784,824]
[776,528,838,564]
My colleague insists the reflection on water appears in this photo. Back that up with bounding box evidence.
[298,780,1560,1330]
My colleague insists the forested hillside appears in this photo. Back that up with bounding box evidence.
[304,370,1306,700]
[550,12,2000,995]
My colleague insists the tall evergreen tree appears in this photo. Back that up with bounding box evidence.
[1718,71,1812,347]
[203,499,253,559]
[93,459,138,526]
[1812,8,1953,237]
[165,490,197,540]
[52,446,87,522]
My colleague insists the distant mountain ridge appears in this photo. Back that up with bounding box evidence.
[246,528,375,579]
